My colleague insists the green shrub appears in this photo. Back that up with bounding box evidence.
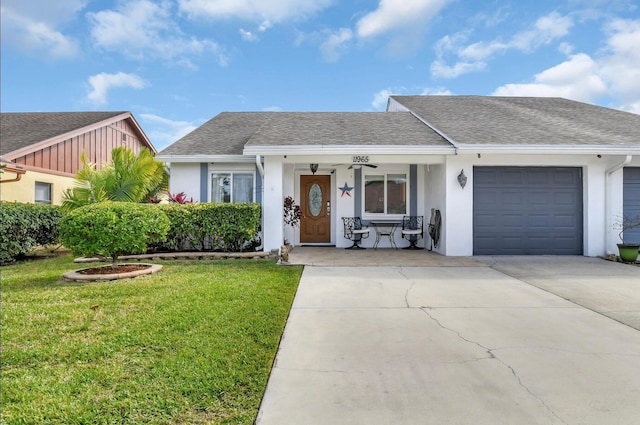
[60,202,169,267]
[154,203,200,251]
[197,203,262,251]
[156,203,261,252]
[0,202,64,264]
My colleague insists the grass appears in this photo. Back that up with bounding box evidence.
[1,255,303,424]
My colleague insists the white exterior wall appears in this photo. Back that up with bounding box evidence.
[169,163,201,202]
[424,164,446,254]
[441,153,628,257]
[443,155,474,256]
[584,163,607,256]
[165,151,632,258]
[607,167,626,254]
[283,163,296,245]
[263,156,284,253]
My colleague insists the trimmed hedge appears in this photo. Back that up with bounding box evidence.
[60,202,170,266]
[155,203,261,252]
[0,202,262,263]
[0,202,64,264]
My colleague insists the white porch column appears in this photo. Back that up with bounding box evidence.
[583,164,607,257]
[444,157,474,256]
[606,167,625,255]
[263,156,284,253]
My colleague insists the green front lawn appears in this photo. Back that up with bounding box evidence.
[1,255,303,424]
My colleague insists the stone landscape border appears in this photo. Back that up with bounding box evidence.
[74,251,273,263]
[63,263,163,282]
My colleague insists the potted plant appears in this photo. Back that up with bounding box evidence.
[615,214,640,263]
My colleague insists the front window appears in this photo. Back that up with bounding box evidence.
[35,182,52,204]
[211,172,254,203]
[364,173,406,215]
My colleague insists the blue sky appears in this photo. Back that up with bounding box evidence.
[2,0,639,151]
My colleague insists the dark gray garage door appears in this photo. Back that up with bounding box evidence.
[624,167,640,244]
[474,167,583,255]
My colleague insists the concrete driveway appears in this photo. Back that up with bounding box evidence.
[256,257,640,425]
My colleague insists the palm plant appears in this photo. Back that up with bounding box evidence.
[62,147,168,211]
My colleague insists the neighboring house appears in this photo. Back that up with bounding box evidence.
[0,112,156,205]
[156,95,640,257]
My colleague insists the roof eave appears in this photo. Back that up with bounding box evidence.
[458,145,640,155]
[242,145,456,156]
[155,154,255,163]
[125,113,156,153]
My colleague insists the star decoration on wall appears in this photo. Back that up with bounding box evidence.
[339,182,353,197]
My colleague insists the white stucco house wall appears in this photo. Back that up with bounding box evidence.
[155,95,640,257]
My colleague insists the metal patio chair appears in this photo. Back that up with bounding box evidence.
[342,217,370,249]
[401,215,424,249]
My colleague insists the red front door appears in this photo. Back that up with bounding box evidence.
[300,175,331,243]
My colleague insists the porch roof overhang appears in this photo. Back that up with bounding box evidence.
[242,144,457,156]
[154,154,256,163]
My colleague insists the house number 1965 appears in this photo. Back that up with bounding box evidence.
[352,155,369,163]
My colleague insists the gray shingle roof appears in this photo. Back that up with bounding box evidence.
[159,111,450,156]
[158,112,274,156]
[391,96,640,146]
[0,111,127,156]
[245,112,449,147]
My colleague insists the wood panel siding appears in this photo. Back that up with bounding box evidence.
[11,118,149,176]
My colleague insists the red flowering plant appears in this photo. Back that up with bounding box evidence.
[283,196,301,227]
[169,192,194,204]
[145,192,194,204]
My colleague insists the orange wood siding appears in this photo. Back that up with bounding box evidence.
[12,118,149,176]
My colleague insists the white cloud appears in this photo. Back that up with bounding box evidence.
[493,18,640,114]
[622,102,640,114]
[510,12,573,52]
[178,0,332,24]
[372,89,393,110]
[493,53,607,102]
[87,72,148,105]
[140,114,199,150]
[598,19,640,102]
[431,59,487,79]
[356,0,449,39]
[0,0,85,58]
[88,0,226,66]
[262,106,283,112]
[373,86,453,110]
[420,87,453,96]
[433,12,574,79]
[320,28,353,62]
[240,29,259,42]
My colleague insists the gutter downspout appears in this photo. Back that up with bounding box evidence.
[255,155,265,251]
[255,155,264,178]
[0,165,26,183]
[605,155,631,176]
[605,155,632,253]
[0,172,24,183]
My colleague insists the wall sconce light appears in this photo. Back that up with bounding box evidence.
[457,169,467,189]
[310,163,319,174]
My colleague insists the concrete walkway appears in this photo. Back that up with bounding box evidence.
[257,257,640,425]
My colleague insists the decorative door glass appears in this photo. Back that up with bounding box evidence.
[309,183,323,217]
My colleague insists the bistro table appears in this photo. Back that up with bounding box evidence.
[370,220,401,249]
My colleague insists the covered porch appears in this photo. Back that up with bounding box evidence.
[259,153,459,255]
[283,246,482,267]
